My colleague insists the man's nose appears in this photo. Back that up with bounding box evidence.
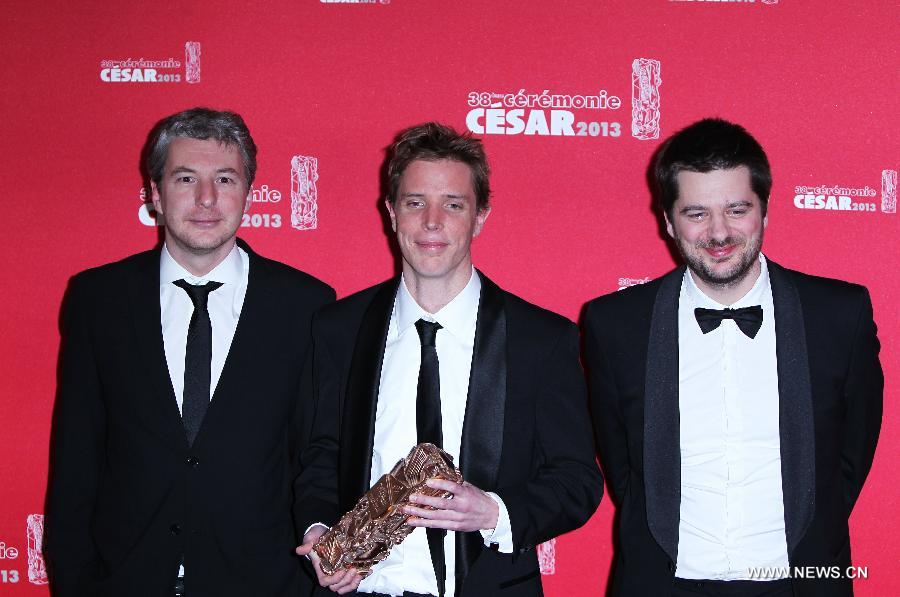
[423,203,443,230]
[707,211,729,240]
[195,179,216,207]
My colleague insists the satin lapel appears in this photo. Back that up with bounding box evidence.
[456,271,507,582]
[643,267,684,563]
[768,261,815,556]
[339,279,398,512]
[126,250,186,447]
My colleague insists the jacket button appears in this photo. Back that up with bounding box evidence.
[170,524,182,535]
[186,456,199,468]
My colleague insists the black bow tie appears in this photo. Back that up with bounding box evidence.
[694,306,764,339]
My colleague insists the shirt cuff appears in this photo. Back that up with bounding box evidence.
[305,522,330,536]
[303,523,330,560]
[479,492,513,553]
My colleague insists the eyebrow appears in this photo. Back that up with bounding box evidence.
[678,199,754,214]
[170,166,198,175]
[400,192,470,200]
[169,166,240,175]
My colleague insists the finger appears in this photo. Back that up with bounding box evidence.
[404,503,463,519]
[321,568,350,587]
[425,478,463,493]
[295,542,314,556]
[330,568,360,592]
[409,492,455,509]
[411,493,473,514]
[335,574,363,595]
[334,576,359,594]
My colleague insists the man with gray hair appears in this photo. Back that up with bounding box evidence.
[46,107,334,596]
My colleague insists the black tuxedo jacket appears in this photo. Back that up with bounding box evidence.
[45,240,334,597]
[294,272,603,596]
[584,260,882,597]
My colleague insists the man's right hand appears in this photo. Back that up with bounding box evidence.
[295,525,365,594]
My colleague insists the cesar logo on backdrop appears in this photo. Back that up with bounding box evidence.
[0,514,47,586]
[617,277,651,291]
[792,169,897,214]
[26,514,47,585]
[290,155,319,231]
[100,41,201,84]
[464,59,661,141]
[537,539,557,575]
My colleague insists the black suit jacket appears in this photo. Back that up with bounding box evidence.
[584,260,882,597]
[45,240,335,597]
[294,272,603,597]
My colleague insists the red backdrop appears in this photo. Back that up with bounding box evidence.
[1,1,896,594]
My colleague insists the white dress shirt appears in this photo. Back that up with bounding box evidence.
[359,268,512,597]
[676,254,790,580]
[159,243,249,411]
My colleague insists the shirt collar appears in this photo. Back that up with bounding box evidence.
[396,267,481,342]
[160,243,243,287]
[685,253,770,309]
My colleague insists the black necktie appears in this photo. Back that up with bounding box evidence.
[694,305,763,339]
[173,279,223,446]
[414,319,446,597]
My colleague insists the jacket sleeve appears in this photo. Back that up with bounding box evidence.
[840,287,883,511]
[45,276,105,595]
[498,323,603,550]
[293,313,343,538]
[584,300,630,507]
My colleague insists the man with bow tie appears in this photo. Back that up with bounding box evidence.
[584,118,882,597]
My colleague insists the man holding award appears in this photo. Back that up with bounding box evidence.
[294,122,602,596]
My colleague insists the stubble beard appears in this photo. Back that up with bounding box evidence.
[168,223,238,258]
[677,232,764,291]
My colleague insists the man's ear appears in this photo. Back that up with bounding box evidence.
[385,199,397,232]
[151,181,163,214]
[473,206,491,238]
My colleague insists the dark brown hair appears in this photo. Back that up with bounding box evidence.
[654,118,771,220]
[386,122,491,211]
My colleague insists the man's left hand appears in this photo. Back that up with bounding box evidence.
[403,479,499,533]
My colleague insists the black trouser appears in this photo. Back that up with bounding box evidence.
[673,577,793,596]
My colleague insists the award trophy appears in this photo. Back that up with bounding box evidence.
[313,443,463,576]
